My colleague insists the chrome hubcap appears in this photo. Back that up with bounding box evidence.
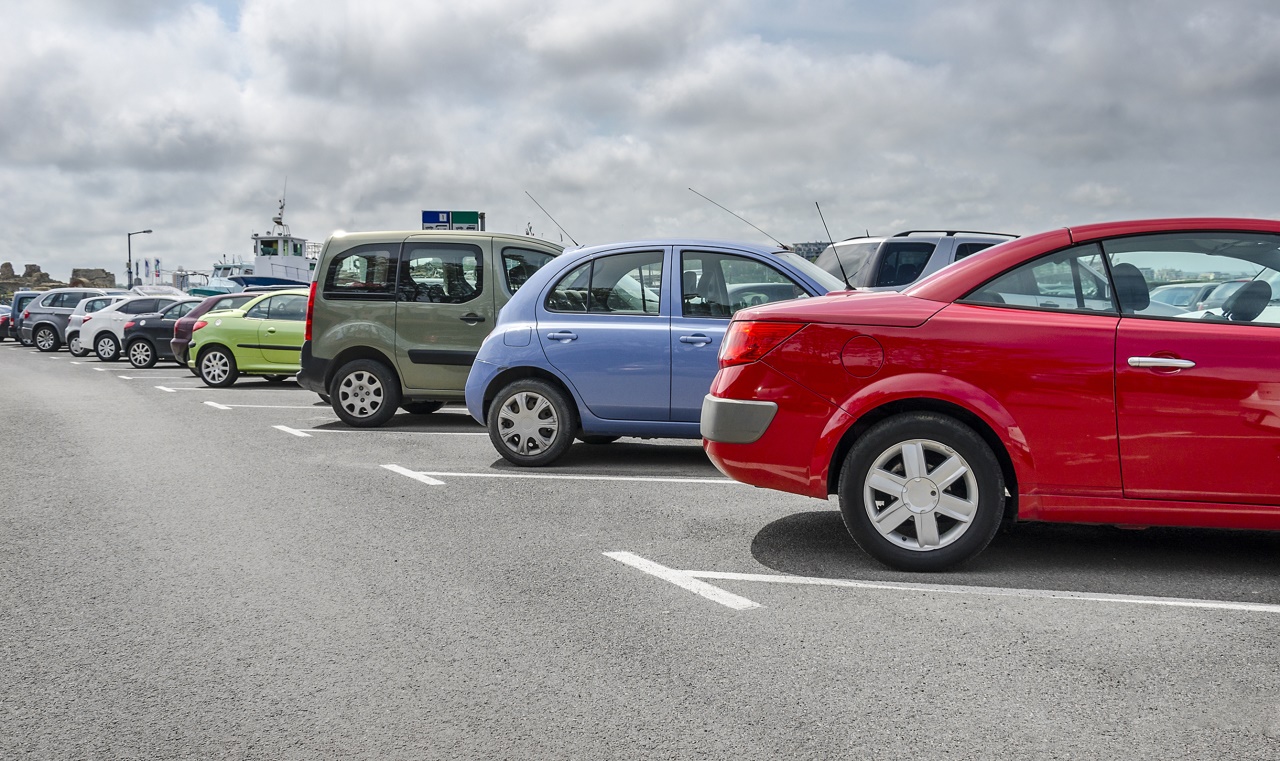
[130,343,151,365]
[496,391,558,456]
[863,439,978,552]
[97,337,116,358]
[69,336,80,353]
[36,330,54,350]
[202,352,229,383]
[338,371,384,418]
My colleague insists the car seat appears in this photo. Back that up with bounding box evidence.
[1111,263,1150,313]
[1221,280,1272,322]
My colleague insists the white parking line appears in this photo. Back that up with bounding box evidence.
[94,367,107,371]
[274,427,484,437]
[605,552,762,610]
[119,375,192,380]
[155,385,204,392]
[273,425,312,437]
[381,464,446,485]
[207,403,323,410]
[381,465,736,486]
[605,552,1280,614]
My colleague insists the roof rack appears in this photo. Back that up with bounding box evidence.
[835,234,879,243]
[892,230,1015,238]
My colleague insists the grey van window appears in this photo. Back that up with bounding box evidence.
[324,244,398,300]
[399,243,483,304]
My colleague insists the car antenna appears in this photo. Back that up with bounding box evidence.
[689,188,791,250]
[815,202,852,289]
[525,191,578,246]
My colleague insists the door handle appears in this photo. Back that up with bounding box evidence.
[1128,356,1196,369]
[547,331,578,343]
[460,313,486,324]
[266,327,276,333]
[679,333,712,345]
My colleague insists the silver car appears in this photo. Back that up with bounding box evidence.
[20,287,127,351]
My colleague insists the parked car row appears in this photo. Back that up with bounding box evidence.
[13,219,1280,573]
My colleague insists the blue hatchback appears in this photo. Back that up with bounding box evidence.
[465,238,844,466]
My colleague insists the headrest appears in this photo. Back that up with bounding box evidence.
[1111,263,1149,313]
[1222,280,1272,322]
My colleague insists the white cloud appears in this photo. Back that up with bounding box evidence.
[3,0,1280,281]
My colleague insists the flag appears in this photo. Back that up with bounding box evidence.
[154,258,161,281]
[144,260,150,279]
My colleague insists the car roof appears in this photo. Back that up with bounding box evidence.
[563,238,788,259]
[907,217,1280,303]
[325,229,565,249]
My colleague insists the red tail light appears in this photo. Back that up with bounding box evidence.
[193,320,208,332]
[304,281,316,342]
[718,321,804,368]
[82,315,92,323]
[124,321,136,329]
[22,310,29,319]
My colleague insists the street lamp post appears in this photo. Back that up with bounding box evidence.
[127,229,152,287]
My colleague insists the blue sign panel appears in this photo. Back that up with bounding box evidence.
[422,210,450,230]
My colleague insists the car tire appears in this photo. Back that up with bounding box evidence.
[837,412,1005,572]
[330,359,401,427]
[127,339,157,369]
[317,394,331,404]
[34,325,60,352]
[94,334,121,362]
[579,435,620,445]
[197,346,239,388]
[68,334,87,357]
[487,379,577,467]
[264,375,289,383]
[401,401,444,415]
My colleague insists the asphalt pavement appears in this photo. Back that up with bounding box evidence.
[3,341,1279,759]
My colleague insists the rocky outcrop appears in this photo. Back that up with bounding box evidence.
[0,263,71,300]
[70,268,116,288]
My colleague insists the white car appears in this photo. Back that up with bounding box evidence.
[66,295,128,357]
[82,294,186,361]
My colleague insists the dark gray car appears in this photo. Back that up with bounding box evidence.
[20,287,128,352]
[8,290,41,346]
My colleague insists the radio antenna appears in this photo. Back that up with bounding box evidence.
[815,202,852,289]
[689,188,789,249]
[525,191,578,246]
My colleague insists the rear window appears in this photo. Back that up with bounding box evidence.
[874,241,937,287]
[816,241,879,286]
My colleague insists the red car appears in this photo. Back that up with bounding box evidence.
[701,218,1280,571]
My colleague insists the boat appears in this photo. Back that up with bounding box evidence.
[188,198,318,296]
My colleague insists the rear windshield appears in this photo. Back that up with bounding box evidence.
[874,241,938,288]
[816,241,879,287]
[775,252,846,293]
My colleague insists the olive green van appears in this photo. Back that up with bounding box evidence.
[298,230,563,426]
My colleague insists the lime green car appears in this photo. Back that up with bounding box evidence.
[188,288,310,387]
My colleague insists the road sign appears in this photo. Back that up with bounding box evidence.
[421,210,483,231]
[422,211,450,230]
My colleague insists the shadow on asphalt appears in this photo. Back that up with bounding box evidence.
[476,438,718,475]
[750,509,1280,604]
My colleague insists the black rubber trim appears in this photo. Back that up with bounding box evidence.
[407,350,476,366]
[236,343,303,351]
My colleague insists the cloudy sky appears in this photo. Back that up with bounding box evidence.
[3,0,1279,281]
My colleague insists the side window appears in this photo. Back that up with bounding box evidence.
[954,243,996,261]
[164,302,194,319]
[269,295,307,321]
[85,299,109,313]
[502,247,557,293]
[399,243,483,304]
[38,293,60,308]
[323,244,398,300]
[962,244,1117,314]
[244,298,271,319]
[875,242,936,287]
[1102,233,1280,324]
[681,251,807,318]
[546,262,591,312]
[121,299,158,314]
[545,252,664,315]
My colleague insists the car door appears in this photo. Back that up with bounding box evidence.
[147,301,195,345]
[394,238,495,391]
[1105,232,1280,506]
[670,248,814,422]
[243,294,307,365]
[537,248,671,421]
[113,298,158,336]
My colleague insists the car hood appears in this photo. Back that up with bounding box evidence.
[731,290,947,327]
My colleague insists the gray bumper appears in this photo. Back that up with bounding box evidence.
[699,394,777,444]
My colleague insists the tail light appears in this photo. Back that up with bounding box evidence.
[22,310,29,319]
[124,321,136,329]
[193,320,208,332]
[82,315,92,323]
[718,321,804,368]
[304,281,316,342]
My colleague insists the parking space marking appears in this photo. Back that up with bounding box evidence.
[604,552,762,610]
[119,375,192,380]
[155,385,204,392]
[94,367,108,371]
[273,425,312,437]
[382,465,737,486]
[275,427,485,437]
[207,403,322,410]
[381,464,446,485]
[606,552,1280,615]
[204,401,233,410]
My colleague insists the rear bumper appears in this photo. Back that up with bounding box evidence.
[464,359,501,424]
[699,395,777,443]
[297,341,329,394]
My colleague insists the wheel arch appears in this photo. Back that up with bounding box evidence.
[325,346,402,393]
[827,397,1022,525]
[481,365,578,424]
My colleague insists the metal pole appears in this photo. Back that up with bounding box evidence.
[127,229,152,287]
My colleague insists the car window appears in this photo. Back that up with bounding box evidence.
[269,295,307,321]
[681,251,807,318]
[962,243,1117,314]
[816,240,879,285]
[244,297,271,319]
[399,243,483,304]
[502,246,557,293]
[955,242,997,261]
[546,251,663,315]
[874,241,936,287]
[324,244,398,300]
[163,302,195,319]
[1102,232,1280,326]
[84,298,110,313]
[120,298,158,314]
